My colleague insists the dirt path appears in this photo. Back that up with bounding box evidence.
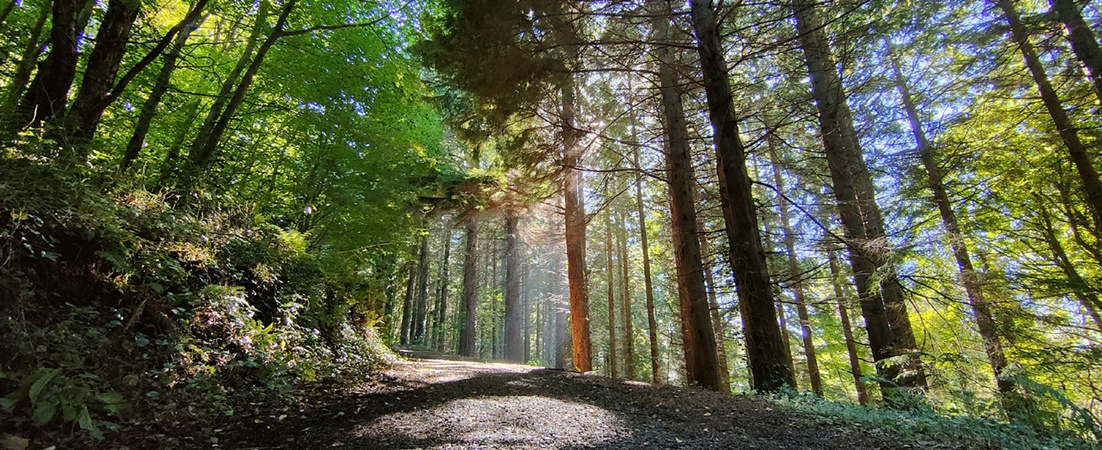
[204,353,905,449]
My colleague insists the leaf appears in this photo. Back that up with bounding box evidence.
[0,397,17,413]
[78,406,103,439]
[28,368,60,406]
[31,401,56,426]
[95,392,125,414]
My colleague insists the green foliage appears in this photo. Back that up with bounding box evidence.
[773,389,1097,449]
[0,157,399,441]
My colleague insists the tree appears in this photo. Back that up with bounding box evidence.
[789,0,927,396]
[653,4,723,390]
[689,0,793,392]
[504,212,524,361]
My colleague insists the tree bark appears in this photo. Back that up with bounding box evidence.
[994,0,1102,228]
[11,0,92,131]
[790,0,926,396]
[2,0,50,119]
[1050,0,1102,108]
[459,220,480,356]
[504,213,524,362]
[605,210,619,378]
[413,234,431,344]
[830,250,869,404]
[697,216,732,390]
[563,66,592,373]
[618,208,636,380]
[64,0,140,146]
[887,45,1014,396]
[190,0,292,168]
[122,15,204,170]
[400,258,416,346]
[629,87,662,384]
[765,129,822,395]
[654,7,722,390]
[690,0,793,392]
[435,230,452,352]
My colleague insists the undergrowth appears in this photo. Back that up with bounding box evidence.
[773,387,1099,449]
[0,156,397,442]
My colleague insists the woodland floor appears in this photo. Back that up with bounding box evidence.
[91,351,968,449]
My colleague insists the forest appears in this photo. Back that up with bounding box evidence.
[1,0,1102,447]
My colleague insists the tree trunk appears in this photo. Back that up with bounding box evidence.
[830,251,869,405]
[2,0,50,119]
[887,45,1014,396]
[618,208,636,380]
[697,216,732,390]
[994,0,1102,228]
[190,0,292,168]
[122,16,204,170]
[1036,201,1102,332]
[523,257,532,362]
[504,213,524,362]
[459,220,480,356]
[413,233,431,344]
[790,0,926,396]
[605,210,619,378]
[11,0,92,131]
[654,8,722,390]
[64,0,141,146]
[629,87,662,384]
[383,258,398,336]
[400,258,416,346]
[1050,0,1102,107]
[690,0,793,392]
[435,230,452,352]
[765,129,822,395]
[562,66,592,373]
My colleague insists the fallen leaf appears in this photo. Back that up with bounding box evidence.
[0,435,28,450]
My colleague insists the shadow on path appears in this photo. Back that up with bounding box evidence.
[219,356,896,449]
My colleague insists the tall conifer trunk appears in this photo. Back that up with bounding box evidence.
[504,214,524,362]
[654,5,722,390]
[1049,0,1102,107]
[789,0,926,396]
[689,0,792,391]
[994,0,1102,228]
[459,220,480,356]
[887,45,1015,396]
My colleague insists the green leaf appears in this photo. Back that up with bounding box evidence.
[31,401,56,426]
[95,392,125,414]
[0,397,18,413]
[28,368,60,406]
[78,406,103,439]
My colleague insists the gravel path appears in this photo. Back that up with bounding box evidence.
[209,353,907,449]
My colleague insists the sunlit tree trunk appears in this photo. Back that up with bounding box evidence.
[413,234,430,344]
[629,87,662,384]
[459,220,479,356]
[690,0,792,392]
[2,1,49,119]
[562,66,592,373]
[605,210,619,378]
[654,6,722,390]
[190,0,294,168]
[994,0,1102,228]
[1036,201,1102,332]
[1050,0,1102,107]
[887,45,1015,397]
[790,0,926,396]
[125,34,204,156]
[618,208,636,380]
[122,16,204,170]
[504,213,524,362]
[765,129,822,395]
[830,251,868,405]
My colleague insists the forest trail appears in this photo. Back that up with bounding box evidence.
[205,352,906,450]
